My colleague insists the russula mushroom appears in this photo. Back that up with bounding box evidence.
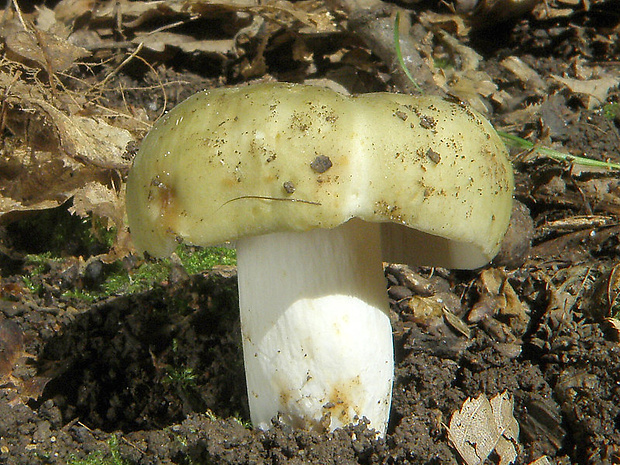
[126,82,513,436]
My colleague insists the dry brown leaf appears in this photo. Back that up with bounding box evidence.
[0,142,91,216]
[443,308,471,338]
[0,88,132,232]
[551,74,619,109]
[528,457,552,465]
[134,31,235,55]
[500,56,547,94]
[447,393,499,465]
[0,3,141,258]
[34,6,66,35]
[70,182,125,229]
[92,0,258,27]
[436,29,482,71]
[292,0,338,33]
[69,182,129,260]
[606,318,620,339]
[14,98,133,170]
[0,316,50,403]
[0,319,25,381]
[418,11,471,37]
[448,391,519,465]
[93,0,186,26]
[490,392,519,465]
[90,0,335,39]
[446,69,498,113]
[53,0,97,25]
[402,295,446,329]
[531,1,575,19]
[1,19,90,73]
[429,30,498,113]
[15,376,52,403]
[475,269,530,336]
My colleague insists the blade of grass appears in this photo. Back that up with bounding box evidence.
[498,131,620,170]
[394,12,422,94]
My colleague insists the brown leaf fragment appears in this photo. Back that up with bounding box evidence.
[0,146,84,216]
[35,5,72,40]
[35,6,60,32]
[606,318,620,340]
[418,11,471,37]
[92,0,258,28]
[448,392,520,465]
[69,184,131,261]
[13,98,134,170]
[402,295,444,325]
[500,56,547,94]
[586,263,620,322]
[0,88,133,231]
[551,74,619,109]
[447,393,499,465]
[3,373,52,405]
[69,181,126,250]
[428,30,498,113]
[70,182,122,221]
[473,269,530,337]
[531,1,577,19]
[435,29,482,71]
[16,376,51,402]
[443,308,471,338]
[53,0,97,26]
[1,19,90,73]
[133,31,235,56]
[92,0,185,26]
[490,392,519,465]
[0,319,25,381]
[528,457,551,465]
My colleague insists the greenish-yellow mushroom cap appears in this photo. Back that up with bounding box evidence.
[126,82,513,269]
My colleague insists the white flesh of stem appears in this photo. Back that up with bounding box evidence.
[236,219,393,435]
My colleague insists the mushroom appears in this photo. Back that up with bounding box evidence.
[126,82,513,436]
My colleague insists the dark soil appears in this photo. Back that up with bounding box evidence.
[1,0,620,464]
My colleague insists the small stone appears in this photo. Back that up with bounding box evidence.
[283,181,295,194]
[310,155,332,173]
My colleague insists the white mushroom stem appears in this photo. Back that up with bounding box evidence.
[236,219,394,435]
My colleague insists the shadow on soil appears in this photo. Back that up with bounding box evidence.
[36,271,249,433]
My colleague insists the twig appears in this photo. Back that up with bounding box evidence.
[93,43,144,92]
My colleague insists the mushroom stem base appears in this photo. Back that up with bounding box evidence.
[236,219,393,435]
